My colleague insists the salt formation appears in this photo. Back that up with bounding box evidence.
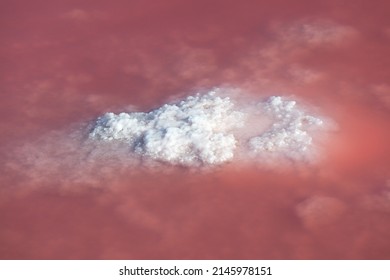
[249,96,323,161]
[90,91,245,166]
[90,89,326,167]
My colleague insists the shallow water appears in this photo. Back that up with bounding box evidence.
[0,0,389,259]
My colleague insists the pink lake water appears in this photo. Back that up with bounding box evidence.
[0,0,389,259]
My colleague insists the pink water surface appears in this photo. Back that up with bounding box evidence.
[0,0,389,259]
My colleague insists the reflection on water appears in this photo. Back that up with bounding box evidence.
[0,0,389,259]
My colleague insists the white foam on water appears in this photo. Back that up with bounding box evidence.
[89,88,328,167]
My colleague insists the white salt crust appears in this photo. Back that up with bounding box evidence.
[90,89,326,166]
[249,96,323,161]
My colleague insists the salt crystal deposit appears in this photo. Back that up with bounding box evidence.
[89,89,326,166]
